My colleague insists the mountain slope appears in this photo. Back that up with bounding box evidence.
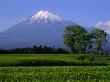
[0,10,74,49]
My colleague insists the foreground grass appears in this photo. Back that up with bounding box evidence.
[0,54,110,66]
[0,66,110,82]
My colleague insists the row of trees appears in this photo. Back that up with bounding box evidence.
[64,25,107,54]
[0,45,68,54]
[0,25,107,54]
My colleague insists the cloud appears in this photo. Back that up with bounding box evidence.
[96,21,110,34]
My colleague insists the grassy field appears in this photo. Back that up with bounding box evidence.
[0,54,110,66]
[0,66,110,82]
[0,54,110,82]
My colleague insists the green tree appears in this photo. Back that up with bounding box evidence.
[63,25,91,54]
[90,28,107,54]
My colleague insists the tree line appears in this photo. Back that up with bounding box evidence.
[0,45,68,54]
[64,25,107,54]
[0,25,107,54]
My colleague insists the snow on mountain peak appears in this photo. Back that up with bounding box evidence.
[29,10,62,23]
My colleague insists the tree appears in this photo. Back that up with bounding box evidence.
[63,25,91,54]
[90,28,107,54]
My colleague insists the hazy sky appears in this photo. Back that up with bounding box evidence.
[0,0,110,31]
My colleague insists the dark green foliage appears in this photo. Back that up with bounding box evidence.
[64,25,91,54]
[0,59,108,67]
[63,25,108,54]
[0,45,68,54]
[90,28,107,54]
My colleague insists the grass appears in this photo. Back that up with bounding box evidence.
[0,54,110,81]
[0,66,110,82]
[0,54,110,66]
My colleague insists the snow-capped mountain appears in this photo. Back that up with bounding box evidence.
[29,10,62,23]
[0,10,74,49]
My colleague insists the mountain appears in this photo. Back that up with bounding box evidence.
[0,10,74,49]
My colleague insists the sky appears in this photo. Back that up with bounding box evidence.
[0,0,110,32]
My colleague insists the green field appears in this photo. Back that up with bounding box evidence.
[0,54,110,82]
[0,66,110,82]
[0,54,110,66]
